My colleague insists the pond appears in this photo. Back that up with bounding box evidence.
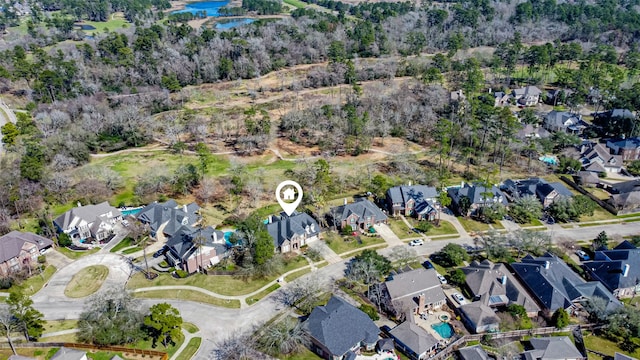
[77,24,96,30]
[172,0,232,17]
[215,18,255,30]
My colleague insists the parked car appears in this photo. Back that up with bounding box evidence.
[122,219,130,227]
[575,250,590,261]
[437,274,447,284]
[423,260,434,269]
[409,239,424,246]
[153,248,166,258]
[452,293,467,305]
[412,228,422,234]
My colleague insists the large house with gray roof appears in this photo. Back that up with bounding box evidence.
[458,301,500,334]
[447,183,507,217]
[462,260,540,317]
[0,231,53,276]
[54,201,122,241]
[521,337,584,360]
[607,137,640,161]
[164,225,228,274]
[386,185,439,221]
[387,315,439,360]
[502,178,573,208]
[303,295,379,360]
[543,111,587,134]
[511,253,620,313]
[136,200,200,238]
[266,211,319,253]
[583,240,640,298]
[512,86,542,106]
[333,198,388,231]
[377,268,446,318]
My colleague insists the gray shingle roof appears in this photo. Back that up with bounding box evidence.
[303,296,379,358]
[54,201,121,231]
[266,211,319,248]
[459,345,490,360]
[389,320,438,356]
[448,183,507,207]
[459,302,500,332]
[615,352,638,360]
[608,137,640,150]
[584,241,640,293]
[166,225,226,263]
[50,347,87,360]
[387,185,439,215]
[384,268,445,308]
[335,199,388,224]
[511,253,620,312]
[8,355,37,360]
[523,337,583,360]
[0,231,54,264]
[136,200,199,236]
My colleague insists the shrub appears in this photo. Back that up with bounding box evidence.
[359,304,380,321]
[174,270,189,278]
[58,233,72,247]
[341,225,353,235]
[0,277,13,289]
[37,255,46,264]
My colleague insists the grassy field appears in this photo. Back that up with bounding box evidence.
[281,347,323,360]
[43,319,78,334]
[580,207,618,222]
[110,237,134,253]
[57,247,100,259]
[324,232,386,254]
[387,218,414,239]
[457,217,492,232]
[284,268,311,282]
[520,218,544,227]
[82,14,129,35]
[133,331,184,358]
[175,337,202,360]
[246,283,280,305]
[583,332,640,358]
[283,0,307,7]
[0,265,57,296]
[427,220,458,236]
[64,265,109,298]
[182,322,199,334]
[340,244,387,259]
[133,289,241,308]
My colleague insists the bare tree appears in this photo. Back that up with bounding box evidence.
[0,307,18,355]
[214,331,257,360]
[388,246,418,268]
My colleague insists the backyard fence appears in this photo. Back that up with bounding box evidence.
[0,342,168,360]
[560,176,618,215]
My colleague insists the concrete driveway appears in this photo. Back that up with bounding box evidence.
[375,223,404,247]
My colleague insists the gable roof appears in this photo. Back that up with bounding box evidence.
[303,296,379,357]
[266,211,319,248]
[50,347,87,360]
[544,111,586,132]
[335,199,388,224]
[459,301,500,329]
[0,231,54,264]
[389,320,439,355]
[611,179,640,194]
[610,109,636,119]
[54,201,121,230]
[607,137,640,150]
[9,356,37,360]
[584,241,640,292]
[448,183,507,206]
[581,143,622,170]
[136,200,200,236]
[166,224,227,263]
[462,260,540,314]
[513,86,542,97]
[523,337,583,360]
[459,345,490,360]
[511,253,620,312]
[384,268,445,307]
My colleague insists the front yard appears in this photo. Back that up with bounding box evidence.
[324,231,386,255]
[457,217,504,233]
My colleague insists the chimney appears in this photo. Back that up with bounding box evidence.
[344,198,347,205]
[501,275,507,285]
[409,180,412,186]
[489,88,492,94]
[418,293,425,312]
[183,204,187,213]
[544,261,550,270]
[268,215,273,224]
[623,264,630,277]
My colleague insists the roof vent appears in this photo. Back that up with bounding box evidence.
[544,261,550,270]
[623,264,630,277]
[501,275,507,285]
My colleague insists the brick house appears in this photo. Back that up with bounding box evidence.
[0,231,53,276]
[333,198,388,231]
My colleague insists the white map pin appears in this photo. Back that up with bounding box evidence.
[276,180,303,216]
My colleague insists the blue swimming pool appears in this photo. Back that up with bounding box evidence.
[431,322,453,338]
[539,155,559,166]
[121,207,143,217]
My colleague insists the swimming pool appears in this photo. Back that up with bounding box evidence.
[539,155,559,166]
[431,322,453,338]
[121,207,143,217]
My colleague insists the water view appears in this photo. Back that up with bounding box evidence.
[172,0,231,17]
[215,18,255,29]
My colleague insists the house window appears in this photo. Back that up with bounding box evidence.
[350,218,355,223]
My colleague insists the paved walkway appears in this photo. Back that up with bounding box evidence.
[40,329,80,338]
[170,330,199,360]
[375,223,404,247]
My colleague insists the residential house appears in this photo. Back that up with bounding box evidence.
[458,301,500,334]
[303,296,379,360]
[606,137,640,161]
[545,89,573,106]
[609,191,640,212]
[493,91,511,107]
[521,337,585,360]
[447,183,507,217]
[502,178,573,208]
[516,124,550,141]
[266,211,320,253]
[377,268,446,317]
[511,253,621,312]
[387,314,439,360]
[615,353,638,360]
[461,260,541,317]
[50,347,88,360]
[543,111,587,134]
[458,345,491,360]
[333,198,388,231]
[583,241,640,298]
[136,200,200,238]
[573,171,601,188]
[580,143,623,174]
[0,231,53,276]
[54,201,122,241]
[512,86,542,106]
[165,225,228,274]
[386,185,439,221]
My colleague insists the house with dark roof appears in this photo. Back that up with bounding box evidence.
[387,315,439,360]
[386,185,439,221]
[378,268,446,318]
[458,301,500,334]
[266,211,319,253]
[0,231,53,276]
[493,91,511,107]
[615,353,638,360]
[580,143,623,174]
[50,347,88,360]
[458,345,491,360]
[54,201,122,241]
[607,137,640,161]
[511,253,621,312]
[136,200,200,238]
[573,171,601,188]
[164,225,227,274]
[609,191,640,212]
[512,86,542,106]
[521,337,584,360]
[303,296,379,360]
[333,198,387,231]
[545,89,573,106]
[447,183,507,217]
[543,111,587,134]
[502,178,573,208]
[583,241,640,298]
[462,260,540,317]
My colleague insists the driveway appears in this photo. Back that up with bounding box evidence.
[375,223,404,247]
[308,239,342,264]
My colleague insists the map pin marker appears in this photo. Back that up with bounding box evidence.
[276,180,303,216]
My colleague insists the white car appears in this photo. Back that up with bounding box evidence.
[437,274,447,284]
[409,239,424,246]
[452,293,467,305]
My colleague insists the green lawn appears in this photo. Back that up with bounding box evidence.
[57,247,100,260]
[339,244,387,259]
[283,0,307,7]
[183,322,199,334]
[457,217,492,233]
[285,268,311,282]
[0,265,57,296]
[583,332,640,358]
[133,289,241,308]
[580,207,618,222]
[387,218,414,239]
[176,337,201,360]
[122,246,142,254]
[82,17,129,35]
[246,283,280,305]
[43,320,78,334]
[280,347,322,360]
[110,237,134,253]
[520,218,544,227]
[427,220,458,236]
[87,351,126,360]
[133,331,183,358]
[64,265,109,298]
[325,232,385,255]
